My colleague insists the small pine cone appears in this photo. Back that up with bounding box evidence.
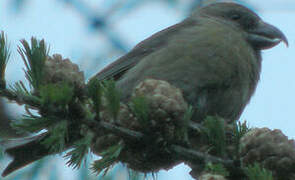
[132,78,188,123]
[92,101,139,155]
[199,173,227,180]
[105,79,189,172]
[44,54,85,88]
[131,78,189,142]
[94,79,190,173]
[240,128,295,179]
[99,99,139,130]
[117,103,140,130]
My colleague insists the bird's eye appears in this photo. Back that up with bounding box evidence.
[230,14,241,20]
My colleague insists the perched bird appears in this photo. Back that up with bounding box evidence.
[1,2,288,177]
[94,2,288,123]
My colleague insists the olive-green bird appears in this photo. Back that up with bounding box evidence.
[94,2,288,123]
[1,2,288,177]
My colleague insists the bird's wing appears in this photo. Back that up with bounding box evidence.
[92,19,196,81]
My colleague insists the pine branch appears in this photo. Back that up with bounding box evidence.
[83,119,143,142]
[245,163,273,180]
[129,96,150,127]
[87,78,103,115]
[170,145,234,166]
[0,88,40,107]
[0,33,289,180]
[91,142,124,176]
[18,38,48,90]
[102,80,121,120]
[203,116,226,157]
[41,120,68,153]
[0,31,10,89]
[65,133,93,169]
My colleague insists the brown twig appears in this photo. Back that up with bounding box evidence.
[170,145,233,165]
[82,119,143,142]
[0,89,40,107]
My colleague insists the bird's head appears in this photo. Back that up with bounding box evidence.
[195,2,288,50]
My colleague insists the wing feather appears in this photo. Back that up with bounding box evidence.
[92,19,196,81]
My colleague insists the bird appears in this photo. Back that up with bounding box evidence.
[1,2,288,177]
[93,2,288,123]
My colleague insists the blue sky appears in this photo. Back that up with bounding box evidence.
[0,0,294,179]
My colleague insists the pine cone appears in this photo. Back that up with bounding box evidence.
[240,128,295,179]
[132,78,191,143]
[92,79,189,173]
[44,54,85,88]
[133,78,188,127]
[133,78,188,118]
[92,102,138,155]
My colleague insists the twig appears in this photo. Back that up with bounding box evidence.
[170,145,233,165]
[83,117,240,174]
[0,89,40,107]
[83,119,143,142]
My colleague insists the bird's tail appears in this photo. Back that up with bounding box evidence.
[1,133,49,177]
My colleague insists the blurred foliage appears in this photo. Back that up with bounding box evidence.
[244,163,273,180]
[203,116,226,157]
[204,162,230,177]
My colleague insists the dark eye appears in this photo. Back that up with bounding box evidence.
[230,14,241,20]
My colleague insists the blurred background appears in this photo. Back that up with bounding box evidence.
[0,0,294,179]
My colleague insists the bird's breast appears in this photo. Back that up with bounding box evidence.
[117,21,261,122]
